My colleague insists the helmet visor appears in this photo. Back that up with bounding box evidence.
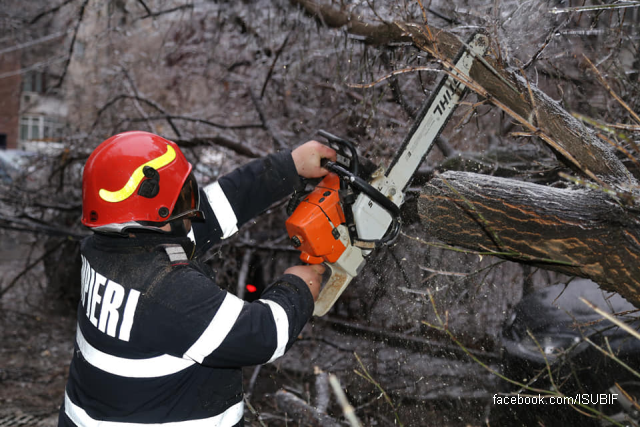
[169,173,204,222]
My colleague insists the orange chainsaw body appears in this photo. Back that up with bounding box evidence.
[285,173,347,264]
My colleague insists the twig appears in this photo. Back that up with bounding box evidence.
[91,94,182,137]
[0,239,66,299]
[245,365,262,401]
[134,3,194,21]
[126,115,263,130]
[415,0,429,26]
[348,65,441,89]
[614,381,640,413]
[596,133,640,178]
[175,135,261,158]
[28,0,76,25]
[526,330,561,393]
[550,3,640,14]
[571,112,639,149]
[135,0,152,16]
[353,352,404,426]
[328,374,362,427]
[243,397,268,427]
[584,337,640,380]
[419,265,468,277]
[0,216,86,240]
[380,52,418,119]
[519,67,540,126]
[581,298,640,341]
[51,0,89,90]
[120,66,156,133]
[321,315,501,360]
[260,32,292,98]
[314,366,330,414]
[249,88,287,151]
[523,14,572,70]
[583,54,640,125]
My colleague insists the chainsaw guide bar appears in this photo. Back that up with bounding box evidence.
[286,32,490,316]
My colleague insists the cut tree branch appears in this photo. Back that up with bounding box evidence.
[418,171,640,306]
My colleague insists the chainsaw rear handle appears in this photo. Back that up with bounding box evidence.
[317,129,359,176]
[324,161,401,246]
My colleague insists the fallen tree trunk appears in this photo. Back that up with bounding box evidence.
[418,171,640,306]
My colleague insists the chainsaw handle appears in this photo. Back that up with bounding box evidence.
[324,161,401,245]
[317,129,359,176]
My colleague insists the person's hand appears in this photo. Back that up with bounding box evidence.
[291,140,337,179]
[284,264,325,301]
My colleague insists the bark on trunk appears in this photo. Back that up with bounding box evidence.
[418,171,640,306]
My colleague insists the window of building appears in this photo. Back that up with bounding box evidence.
[19,115,63,141]
[22,71,47,94]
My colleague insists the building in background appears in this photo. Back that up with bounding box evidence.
[0,49,22,150]
[0,34,67,152]
[18,68,66,152]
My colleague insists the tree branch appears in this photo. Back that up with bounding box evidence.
[418,171,640,306]
[91,94,182,137]
[126,115,263,130]
[51,0,89,90]
[175,135,262,158]
[134,3,194,21]
[28,0,76,25]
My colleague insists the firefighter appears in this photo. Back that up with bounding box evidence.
[59,131,336,427]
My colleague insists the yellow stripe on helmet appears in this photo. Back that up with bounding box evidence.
[99,144,177,203]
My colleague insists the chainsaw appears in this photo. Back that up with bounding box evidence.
[286,33,489,316]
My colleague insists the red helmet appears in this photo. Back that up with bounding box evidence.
[82,131,201,233]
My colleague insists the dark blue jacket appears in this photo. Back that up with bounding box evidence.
[59,151,313,427]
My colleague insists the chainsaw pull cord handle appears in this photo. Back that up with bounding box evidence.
[323,161,401,246]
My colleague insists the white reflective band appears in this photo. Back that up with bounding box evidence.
[184,293,245,363]
[65,392,244,427]
[258,299,289,363]
[76,327,195,378]
[203,182,238,239]
[163,245,188,263]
